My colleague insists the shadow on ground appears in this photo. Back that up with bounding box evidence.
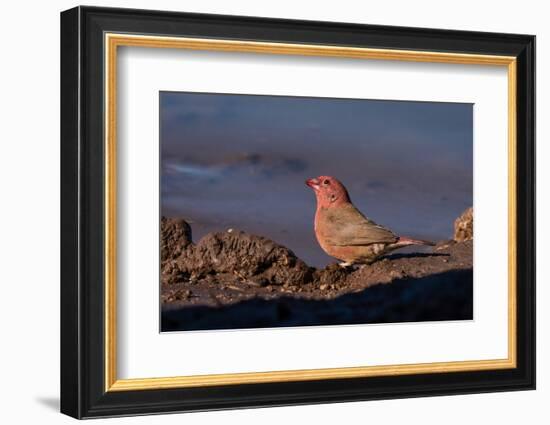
[35,396,59,411]
[162,268,472,331]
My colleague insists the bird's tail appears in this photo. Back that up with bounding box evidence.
[397,236,435,247]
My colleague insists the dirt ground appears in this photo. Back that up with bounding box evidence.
[160,216,473,331]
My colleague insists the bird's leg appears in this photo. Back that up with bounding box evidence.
[338,261,354,268]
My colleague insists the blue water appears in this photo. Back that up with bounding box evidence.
[161,92,472,267]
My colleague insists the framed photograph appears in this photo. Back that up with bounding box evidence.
[60,6,535,419]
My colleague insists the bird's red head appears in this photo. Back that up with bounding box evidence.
[305,175,351,208]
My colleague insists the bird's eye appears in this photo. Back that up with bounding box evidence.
[323,179,330,185]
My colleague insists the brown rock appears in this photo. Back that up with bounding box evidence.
[161,217,193,263]
[453,207,473,242]
[313,263,349,288]
[172,229,313,286]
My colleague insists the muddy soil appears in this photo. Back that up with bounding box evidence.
[160,216,473,331]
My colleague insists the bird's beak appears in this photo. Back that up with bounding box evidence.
[306,178,320,190]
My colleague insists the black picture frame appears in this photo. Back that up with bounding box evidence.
[61,5,535,419]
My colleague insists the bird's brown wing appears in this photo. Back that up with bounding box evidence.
[323,204,398,246]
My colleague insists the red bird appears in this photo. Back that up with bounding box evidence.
[306,175,434,266]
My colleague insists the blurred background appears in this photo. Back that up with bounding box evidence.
[160,91,472,267]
